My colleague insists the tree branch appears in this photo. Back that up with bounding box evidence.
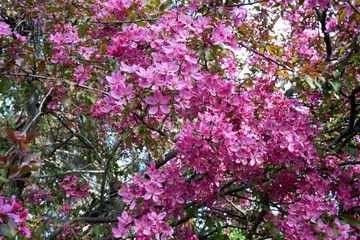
[226,0,268,8]
[315,7,332,61]
[6,73,109,96]
[100,140,122,208]
[332,85,360,146]
[132,112,167,136]
[45,217,116,240]
[238,42,294,72]
[23,87,53,134]
[221,194,249,217]
[155,149,179,168]
[48,134,75,155]
[93,18,159,24]
[346,0,360,15]
[247,197,269,240]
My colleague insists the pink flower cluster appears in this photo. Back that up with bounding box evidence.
[27,0,360,239]
[59,175,91,201]
[113,210,172,240]
[281,193,356,240]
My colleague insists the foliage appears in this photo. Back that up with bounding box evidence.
[0,0,360,239]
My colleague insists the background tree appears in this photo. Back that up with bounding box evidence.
[0,0,360,239]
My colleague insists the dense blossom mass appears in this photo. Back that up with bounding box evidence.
[0,0,360,239]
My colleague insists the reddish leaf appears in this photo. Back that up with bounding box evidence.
[24,132,39,144]
[19,143,30,150]
[0,156,8,164]
[19,165,30,173]
[7,165,20,176]
[19,177,35,188]
[2,129,18,145]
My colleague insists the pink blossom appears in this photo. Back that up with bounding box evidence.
[118,211,133,225]
[74,65,92,84]
[51,50,68,64]
[145,90,171,114]
[155,62,179,75]
[14,32,28,42]
[112,222,130,239]
[120,61,138,73]
[110,84,134,105]
[335,218,352,239]
[133,215,152,236]
[0,195,30,238]
[144,183,164,202]
[147,211,166,223]
[0,21,11,37]
[78,46,96,60]
[106,72,127,88]
[136,66,156,79]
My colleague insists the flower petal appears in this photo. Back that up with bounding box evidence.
[145,97,156,105]
[149,107,159,114]
[160,105,170,114]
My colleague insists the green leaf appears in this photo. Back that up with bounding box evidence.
[139,129,149,139]
[338,11,347,23]
[205,219,214,229]
[78,25,86,39]
[265,221,278,237]
[305,76,316,89]
[137,21,147,27]
[344,147,357,157]
[0,223,14,238]
[298,0,304,6]
[93,225,102,238]
[130,13,137,20]
[92,23,98,33]
[328,80,341,93]
[63,94,72,108]
[288,3,296,11]
[0,76,11,93]
[209,142,218,155]
[266,45,275,56]
[160,0,173,11]
[210,45,223,52]
[342,215,360,225]
[47,7,59,13]
[133,125,142,134]
[216,221,222,234]
[0,176,9,183]
[272,2,281,8]
[205,49,216,61]
[185,207,195,217]
[89,93,97,105]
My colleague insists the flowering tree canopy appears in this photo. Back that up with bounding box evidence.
[0,0,360,239]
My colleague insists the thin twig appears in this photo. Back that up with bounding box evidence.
[23,87,53,134]
[221,194,248,217]
[48,134,75,155]
[227,0,268,8]
[73,133,103,165]
[238,42,294,72]
[100,140,122,208]
[346,0,360,15]
[93,18,159,24]
[45,217,117,240]
[6,73,109,96]
[132,112,167,136]
[339,161,360,166]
